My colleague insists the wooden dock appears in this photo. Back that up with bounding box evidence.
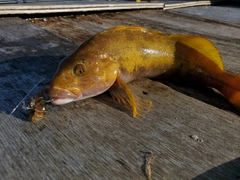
[0,2,240,179]
[0,0,223,15]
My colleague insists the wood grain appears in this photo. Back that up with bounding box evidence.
[0,5,240,179]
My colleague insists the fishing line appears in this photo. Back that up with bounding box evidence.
[0,78,45,128]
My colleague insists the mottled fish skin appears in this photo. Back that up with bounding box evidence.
[46,26,240,117]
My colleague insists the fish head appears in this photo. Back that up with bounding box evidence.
[46,51,119,105]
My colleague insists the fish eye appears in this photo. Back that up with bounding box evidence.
[74,64,85,76]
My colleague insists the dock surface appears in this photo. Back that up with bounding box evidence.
[0,3,240,180]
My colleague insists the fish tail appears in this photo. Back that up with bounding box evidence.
[181,61,240,110]
[213,71,240,110]
[174,40,240,109]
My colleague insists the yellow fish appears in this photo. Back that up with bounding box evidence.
[46,26,240,117]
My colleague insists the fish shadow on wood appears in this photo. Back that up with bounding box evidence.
[95,77,240,118]
[160,79,240,116]
[193,158,240,180]
[93,92,133,116]
[0,56,65,120]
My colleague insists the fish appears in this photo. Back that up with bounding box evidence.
[46,25,240,118]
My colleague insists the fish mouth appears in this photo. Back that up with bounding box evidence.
[45,86,78,105]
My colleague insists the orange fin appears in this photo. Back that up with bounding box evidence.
[170,35,224,70]
[108,76,152,118]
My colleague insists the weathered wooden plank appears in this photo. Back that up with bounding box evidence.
[0,0,225,15]
[0,6,240,180]
[0,1,164,15]
[171,5,240,24]
[163,0,218,10]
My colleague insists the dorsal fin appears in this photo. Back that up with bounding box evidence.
[170,35,224,70]
[105,25,148,32]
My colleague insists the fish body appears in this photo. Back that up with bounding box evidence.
[46,26,240,117]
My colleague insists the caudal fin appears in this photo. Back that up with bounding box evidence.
[174,39,240,111]
[216,72,240,110]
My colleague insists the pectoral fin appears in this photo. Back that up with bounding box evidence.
[108,76,152,118]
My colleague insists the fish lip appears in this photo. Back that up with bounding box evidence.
[50,97,76,105]
[45,86,78,105]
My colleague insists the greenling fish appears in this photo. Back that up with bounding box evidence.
[46,26,240,117]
